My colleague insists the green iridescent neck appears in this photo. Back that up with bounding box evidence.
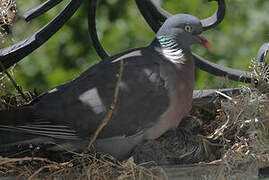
[156,36,180,49]
[153,36,186,64]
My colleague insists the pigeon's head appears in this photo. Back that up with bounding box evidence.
[156,14,210,50]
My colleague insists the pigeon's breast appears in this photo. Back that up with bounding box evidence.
[145,53,195,139]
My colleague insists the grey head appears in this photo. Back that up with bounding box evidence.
[154,14,210,51]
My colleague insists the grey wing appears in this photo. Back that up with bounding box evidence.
[3,49,170,140]
[99,56,170,139]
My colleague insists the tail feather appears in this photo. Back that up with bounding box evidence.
[0,107,35,146]
[0,131,44,145]
[0,107,34,126]
[0,107,80,147]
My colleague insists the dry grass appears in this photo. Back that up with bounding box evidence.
[0,69,37,110]
[0,154,165,180]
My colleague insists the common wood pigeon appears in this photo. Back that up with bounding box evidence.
[0,14,209,160]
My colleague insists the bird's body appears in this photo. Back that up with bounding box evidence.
[0,14,208,160]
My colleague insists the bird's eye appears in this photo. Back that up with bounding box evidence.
[184,25,192,32]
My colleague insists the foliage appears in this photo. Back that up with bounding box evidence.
[1,0,269,93]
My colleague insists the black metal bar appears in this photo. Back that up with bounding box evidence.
[24,0,63,22]
[88,0,109,59]
[0,0,84,72]
[135,0,163,33]
[194,53,251,83]
[201,0,226,31]
[193,88,240,106]
[88,0,250,83]
[256,43,269,62]
[135,0,225,32]
[135,0,171,33]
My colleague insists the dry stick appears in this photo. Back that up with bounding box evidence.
[0,157,67,179]
[0,99,16,108]
[85,60,125,152]
[0,157,56,166]
[27,165,59,180]
[0,62,28,101]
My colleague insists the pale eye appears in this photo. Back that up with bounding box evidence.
[184,25,192,32]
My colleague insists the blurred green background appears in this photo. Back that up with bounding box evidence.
[1,0,269,94]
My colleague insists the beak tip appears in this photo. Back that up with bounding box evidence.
[205,42,211,49]
[198,35,210,50]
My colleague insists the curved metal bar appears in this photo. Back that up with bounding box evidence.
[135,0,225,32]
[84,0,248,83]
[193,88,240,106]
[0,0,83,72]
[88,0,250,82]
[256,43,269,62]
[201,0,226,31]
[135,0,171,33]
[88,0,109,59]
[24,0,63,22]
[193,53,251,83]
[147,1,171,21]
[135,0,163,33]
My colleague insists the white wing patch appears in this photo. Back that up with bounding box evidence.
[79,88,105,114]
[143,68,158,83]
[119,81,129,91]
[48,88,58,93]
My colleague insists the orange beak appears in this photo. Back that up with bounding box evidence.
[198,35,210,49]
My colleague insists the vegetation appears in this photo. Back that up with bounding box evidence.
[1,0,269,93]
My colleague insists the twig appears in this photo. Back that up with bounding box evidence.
[258,154,269,169]
[0,157,56,166]
[215,90,233,101]
[85,60,125,152]
[0,98,16,108]
[0,62,28,101]
[27,165,58,180]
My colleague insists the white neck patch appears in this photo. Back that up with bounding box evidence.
[162,48,185,64]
